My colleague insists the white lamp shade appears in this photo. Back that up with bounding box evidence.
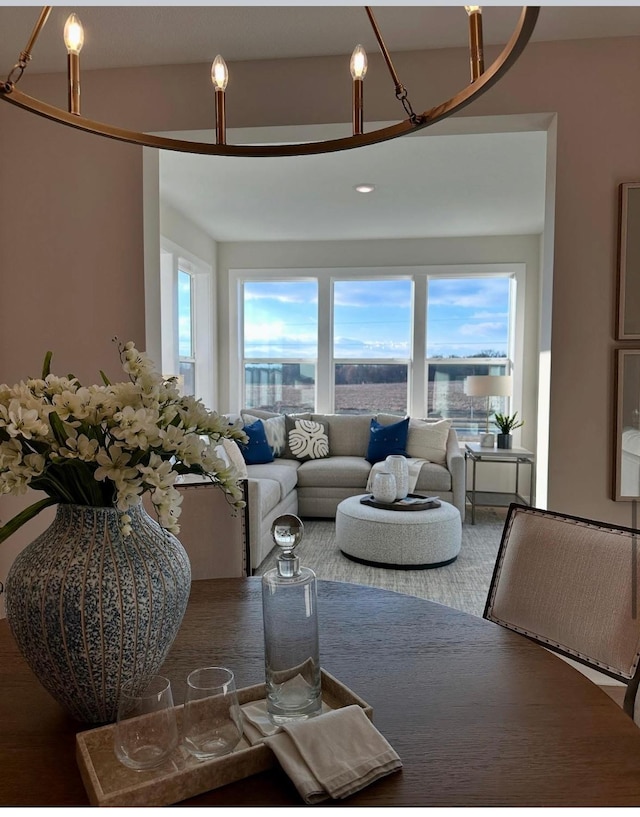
[464,375,512,398]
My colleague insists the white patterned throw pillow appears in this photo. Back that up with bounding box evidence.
[285,417,330,461]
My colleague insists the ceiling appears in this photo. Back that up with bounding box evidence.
[159,125,548,241]
[2,5,636,242]
[3,6,640,72]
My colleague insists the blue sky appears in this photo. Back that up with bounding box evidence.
[181,276,510,360]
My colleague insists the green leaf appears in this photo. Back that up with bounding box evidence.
[99,370,111,386]
[48,411,68,446]
[41,350,53,379]
[0,497,57,545]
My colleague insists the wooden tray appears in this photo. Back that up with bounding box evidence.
[76,668,372,807]
[361,493,441,512]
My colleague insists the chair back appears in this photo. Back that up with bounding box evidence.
[484,504,640,718]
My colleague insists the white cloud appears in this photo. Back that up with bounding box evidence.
[459,321,504,336]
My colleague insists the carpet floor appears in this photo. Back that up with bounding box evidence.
[255,507,508,618]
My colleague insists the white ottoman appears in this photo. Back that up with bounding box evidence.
[336,495,462,569]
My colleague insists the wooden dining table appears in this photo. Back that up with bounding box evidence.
[3,577,640,806]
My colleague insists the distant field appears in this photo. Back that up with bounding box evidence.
[245,382,491,433]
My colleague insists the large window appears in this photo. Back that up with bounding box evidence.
[334,279,412,415]
[160,239,214,407]
[178,268,195,395]
[233,266,522,437]
[426,276,512,440]
[243,280,317,413]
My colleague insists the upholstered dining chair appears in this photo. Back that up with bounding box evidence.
[484,503,640,724]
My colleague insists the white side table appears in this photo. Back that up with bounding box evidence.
[464,442,535,525]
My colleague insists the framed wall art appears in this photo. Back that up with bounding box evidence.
[617,182,640,339]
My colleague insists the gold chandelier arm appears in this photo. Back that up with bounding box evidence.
[365,5,421,124]
[0,7,540,157]
[3,6,52,89]
[365,6,403,95]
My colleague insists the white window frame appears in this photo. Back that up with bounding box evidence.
[228,264,525,425]
[160,237,215,407]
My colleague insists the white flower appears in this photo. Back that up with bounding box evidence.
[0,339,247,545]
[52,387,91,421]
[59,433,99,462]
[0,469,30,495]
[21,453,46,478]
[0,439,23,470]
[151,485,183,534]
[119,513,133,537]
[94,445,138,483]
[43,375,79,396]
[114,478,143,511]
[111,405,161,449]
[0,399,49,439]
[137,452,177,490]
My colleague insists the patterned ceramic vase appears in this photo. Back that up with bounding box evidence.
[385,455,409,501]
[371,471,397,504]
[5,503,191,724]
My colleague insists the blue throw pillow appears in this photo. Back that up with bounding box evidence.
[240,419,274,465]
[366,417,409,464]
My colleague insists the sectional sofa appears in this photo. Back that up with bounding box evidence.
[234,409,465,571]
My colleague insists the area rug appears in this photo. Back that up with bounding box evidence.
[255,507,508,618]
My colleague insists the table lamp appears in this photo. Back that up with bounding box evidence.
[464,375,513,447]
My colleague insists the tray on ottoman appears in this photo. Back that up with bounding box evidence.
[76,668,372,807]
[361,493,441,512]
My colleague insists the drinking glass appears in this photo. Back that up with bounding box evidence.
[114,675,179,770]
[183,667,243,760]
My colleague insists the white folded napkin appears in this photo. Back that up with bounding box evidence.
[241,698,332,745]
[254,704,402,804]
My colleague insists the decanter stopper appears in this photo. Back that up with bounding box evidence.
[271,514,305,578]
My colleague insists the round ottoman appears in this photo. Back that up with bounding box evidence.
[336,495,462,569]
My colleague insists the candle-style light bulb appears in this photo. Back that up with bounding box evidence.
[211,55,228,144]
[64,13,84,55]
[350,44,368,80]
[465,6,484,82]
[350,45,367,137]
[211,55,228,91]
[64,13,84,115]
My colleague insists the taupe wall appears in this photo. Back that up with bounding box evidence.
[1,33,640,567]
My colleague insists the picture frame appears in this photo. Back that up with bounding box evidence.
[617,182,640,339]
[613,349,640,500]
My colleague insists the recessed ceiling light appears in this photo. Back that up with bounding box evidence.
[354,183,375,193]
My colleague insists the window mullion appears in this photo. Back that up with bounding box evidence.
[317,276,332,413]
[412,274,427,419]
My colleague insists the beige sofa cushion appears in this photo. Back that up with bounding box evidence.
[414,462,452,493]
[297,456,371,489]
[312,414,375,457]
[406,418,452,464]
[248,477,281,517]
[246,459,300,502]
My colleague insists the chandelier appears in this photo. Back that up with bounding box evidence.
[0,6,539,158]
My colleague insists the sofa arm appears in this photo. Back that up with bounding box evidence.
[446,429,466,520]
